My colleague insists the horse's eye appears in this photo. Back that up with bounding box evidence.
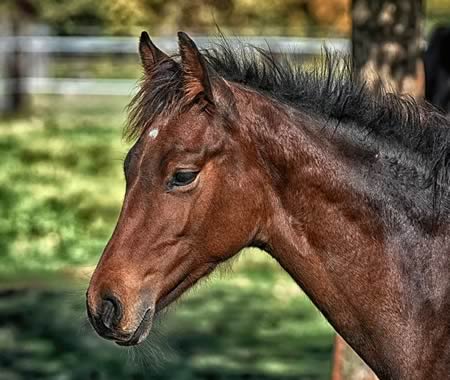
[170,171,198,188]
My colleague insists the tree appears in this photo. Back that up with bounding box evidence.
[25,0,351,37]
[332,1,425,379]
[352,0,425,97]
[0,0,36,114]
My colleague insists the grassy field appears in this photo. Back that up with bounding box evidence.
[0,96,127,277]
[0,96,334,379]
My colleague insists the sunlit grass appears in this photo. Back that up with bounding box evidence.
[0,96,128,276]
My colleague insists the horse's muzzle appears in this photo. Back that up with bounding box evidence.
[86,293,154,346]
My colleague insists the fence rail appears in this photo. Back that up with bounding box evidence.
[1,35,350,98]
[1,77,137,96]
[1,35,349,54]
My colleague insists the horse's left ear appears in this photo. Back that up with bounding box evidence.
[177,31,214,105]
[139,31,171,75]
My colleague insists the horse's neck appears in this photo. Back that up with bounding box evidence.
[263,159,405,379]
[241,95,450,379]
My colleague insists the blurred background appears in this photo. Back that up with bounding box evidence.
[0,1,449,379]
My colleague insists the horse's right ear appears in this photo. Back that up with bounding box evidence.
[139,31,171,75]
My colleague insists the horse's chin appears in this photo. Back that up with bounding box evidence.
[156,263,218,314]
[115,308,154,346]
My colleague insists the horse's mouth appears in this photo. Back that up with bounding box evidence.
[114,277,189,347]
[115,264,216,347]
[111,278,189,347]
[115,308,154,347]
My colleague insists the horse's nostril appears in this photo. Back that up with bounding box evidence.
[101,295,122,329]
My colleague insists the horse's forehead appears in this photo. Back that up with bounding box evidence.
[144,111,215,153]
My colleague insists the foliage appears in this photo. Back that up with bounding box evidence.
[100,0,338,36]
[426,0,450,32]
[4,0,450,37]
[22,0,352,36]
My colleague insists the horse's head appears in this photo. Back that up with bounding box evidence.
[86,32,267,345]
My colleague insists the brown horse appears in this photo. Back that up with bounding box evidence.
[86,31,450,380]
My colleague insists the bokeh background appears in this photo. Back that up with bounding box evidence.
[1,1,449,379]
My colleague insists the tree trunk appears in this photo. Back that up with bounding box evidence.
[8,12,28,114]
[352,0,424,97]
[2,0,34,115]
[331,1,425,379]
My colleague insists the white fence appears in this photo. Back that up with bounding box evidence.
[1,35,350,97]
[1,35,349,54]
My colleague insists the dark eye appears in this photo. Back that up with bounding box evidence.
[169,171,199,188]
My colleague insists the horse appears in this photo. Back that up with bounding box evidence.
[424,25,450,114]
[86,31,450,380]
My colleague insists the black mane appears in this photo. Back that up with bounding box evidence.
[127,39,450,218]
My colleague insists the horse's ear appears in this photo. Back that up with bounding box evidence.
[139,31,170,75]
[177,31,214,104]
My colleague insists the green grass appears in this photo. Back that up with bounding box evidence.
[51,57,141,79]
[0,96,334,379]
[0,96,127,277]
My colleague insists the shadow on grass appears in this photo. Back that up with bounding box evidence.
[0,281,333,380]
